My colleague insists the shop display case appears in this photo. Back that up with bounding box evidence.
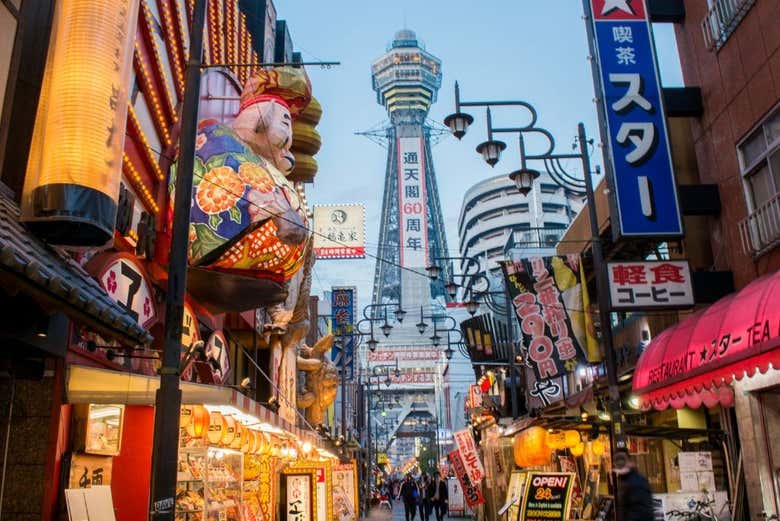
[72,404,125,456]
[176,445,243,521]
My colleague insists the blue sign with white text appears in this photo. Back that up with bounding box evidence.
[331,287,355,379]
[591,0,683,237]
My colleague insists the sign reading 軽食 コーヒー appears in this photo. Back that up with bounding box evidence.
[520,472,575,521]
[607,261,694,309]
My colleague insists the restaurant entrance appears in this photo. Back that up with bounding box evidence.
[758,388,780,516]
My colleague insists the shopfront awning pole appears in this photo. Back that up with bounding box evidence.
[148,0,206,518]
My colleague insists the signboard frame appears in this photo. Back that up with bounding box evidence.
[519,472,575,521]
[312,204,366,260]
[607,260,695,310]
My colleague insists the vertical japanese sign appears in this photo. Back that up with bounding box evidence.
[591,0,682,237]
[454,429,485,482]
[331,287,356,379]
[285,474,312,521]
[500,257,599,407]
[448,450,485,509]
[398,137,428,267]
[332,462,358,521]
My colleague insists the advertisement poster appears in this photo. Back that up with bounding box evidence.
[312,204,366,259]
[285,474,312,521]
[500,256,598,408]
[520,472,575,521]
[448,449,485,509]
[332,462,358,521]
[447,477,466,516]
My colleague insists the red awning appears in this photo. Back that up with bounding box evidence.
[633,269,780,410]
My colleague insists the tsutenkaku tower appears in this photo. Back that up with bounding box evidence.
[370,29,450,309]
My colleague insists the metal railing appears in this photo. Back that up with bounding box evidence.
[701,0,755,51]
[739,192,780,257]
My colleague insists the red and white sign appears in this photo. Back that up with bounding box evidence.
[466,385,483,410]
[397,137,428,267]
[205,331,230,384]
[591,0,646,20]
[89,253,157,329]
[448,449,485,509]
[312,204,366,259]
[454,429,485,483]
[607,261,694,309]
[368,349,441,363]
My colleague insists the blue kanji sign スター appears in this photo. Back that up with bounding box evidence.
[591,0,683,237]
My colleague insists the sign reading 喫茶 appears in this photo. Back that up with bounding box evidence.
[330,287,356,379]
[500,257,599,408]
[448,449,485,509]
[453,429,485,483]
[520,472,575,521]
[312,204,366,259]
[590,0,682,238]
[607,261,694,309]
[398,137,428,267]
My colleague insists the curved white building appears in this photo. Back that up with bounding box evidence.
[457,172,583,278]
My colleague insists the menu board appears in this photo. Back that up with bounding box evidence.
[520,472,575,521]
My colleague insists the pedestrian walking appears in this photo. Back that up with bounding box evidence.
[423,473,436,521]
[400,474,420,521]
[432,472,449,521]
[614,452,654,521]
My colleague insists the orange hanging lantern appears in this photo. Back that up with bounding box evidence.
[186,405,210,438]
[570,441,585,457]
[221,415,236,446]
[513,426,551,467]
[180,406,194,428]
[207,412,226,445]
[546,431,567,450]
[257,432,272,455]
[591,439,606,457]
[243,429,256,453]
[564,430,581,448]
[230,421,244,450]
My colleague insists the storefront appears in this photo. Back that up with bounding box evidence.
[633,269,780,520]
[62,365,352,521]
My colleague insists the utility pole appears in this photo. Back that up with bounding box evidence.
[148,0,206,518]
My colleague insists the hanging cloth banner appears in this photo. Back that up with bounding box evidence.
[500,256,599,407]
[453,429,485,482]
[448,449,485,509]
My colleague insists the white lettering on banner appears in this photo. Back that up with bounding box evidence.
[454,429,485,482]
[398,137,428,267]
[368,350,441,362]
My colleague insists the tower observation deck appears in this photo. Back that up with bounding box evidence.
[370,30,450,311]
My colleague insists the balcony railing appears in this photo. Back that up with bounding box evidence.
[739,192,780,257]
[701,0,755,51]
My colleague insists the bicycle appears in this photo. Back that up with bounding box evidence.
[666,494,718,521]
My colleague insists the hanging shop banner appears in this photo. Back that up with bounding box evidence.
[312,204,366,259]
[398,137,428,267]
[21,0,141,246]
[500,256,599,407]
[447,477,466,516]
[87,253,157,329]
[466,385,483,410]
[590,0,682,238]
[204,330,231,384]
[68,454,113,488]
[453,429,485,482]
[607,261,694,309]
[330,287,356,379]
[520,472,575,521]
[332,461,358,521]
[448,450,485,509]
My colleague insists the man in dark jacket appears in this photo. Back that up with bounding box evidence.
[400,474,420,521]
[432,472,449,521]
[614,452,654,521]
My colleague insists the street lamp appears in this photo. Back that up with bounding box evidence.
[443,80,475,139]
[444,279,459,299]
[465,299,479,316]
[393,307,407,323]
[380,309,393,338]
[416,306,428,334]
[425,264,442,280]
[446,81,626,451]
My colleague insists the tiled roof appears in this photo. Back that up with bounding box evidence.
[0,192,153,345]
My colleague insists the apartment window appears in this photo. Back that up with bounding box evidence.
[738,106,780,211]
[540,184,559,194]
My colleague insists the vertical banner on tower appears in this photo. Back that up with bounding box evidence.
[331,287,356,379]
[397,137,428,267]
[500,256,599,408]
[590,0,682,237]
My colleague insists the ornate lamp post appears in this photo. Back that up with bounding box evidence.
[443,82,626,451]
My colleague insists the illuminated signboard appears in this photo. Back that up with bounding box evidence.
[590,0,683,237]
